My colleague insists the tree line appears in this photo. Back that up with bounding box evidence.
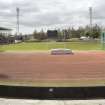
[0,24,101,44]
[33,24,101,41]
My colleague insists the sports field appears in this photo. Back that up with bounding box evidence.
[0,51,105,87]
[0,40,105,87]
[0,41,102,52]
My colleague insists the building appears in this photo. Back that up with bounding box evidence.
[0,27,12,36]
[0,27,14,44]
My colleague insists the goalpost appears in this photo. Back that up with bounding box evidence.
[101,31,105,50]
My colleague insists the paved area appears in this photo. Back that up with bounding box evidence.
[0,98,105,105]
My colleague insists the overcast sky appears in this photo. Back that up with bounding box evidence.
[0,0,104,34]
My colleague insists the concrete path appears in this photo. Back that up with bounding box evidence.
[0,98,105,105]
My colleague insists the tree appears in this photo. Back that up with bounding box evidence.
[84,25,101,38]
[91,24,101,38]
[70,27,82,38]
[33,29,47,41]
[33,30,38,39]
[57,29,64,41]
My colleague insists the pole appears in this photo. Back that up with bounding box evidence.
[64,30,66,49]
[89,7,92,35]
[16,7,19,35]
[102,32,105,50]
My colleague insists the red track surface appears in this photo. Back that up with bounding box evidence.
[0,51,105,84]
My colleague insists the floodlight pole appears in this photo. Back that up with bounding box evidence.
[89,7,93,35]
[16,7,20,35]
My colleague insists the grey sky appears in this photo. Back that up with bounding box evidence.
[0,0,104,34]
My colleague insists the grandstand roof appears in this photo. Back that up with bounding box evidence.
[0,27,11,31]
